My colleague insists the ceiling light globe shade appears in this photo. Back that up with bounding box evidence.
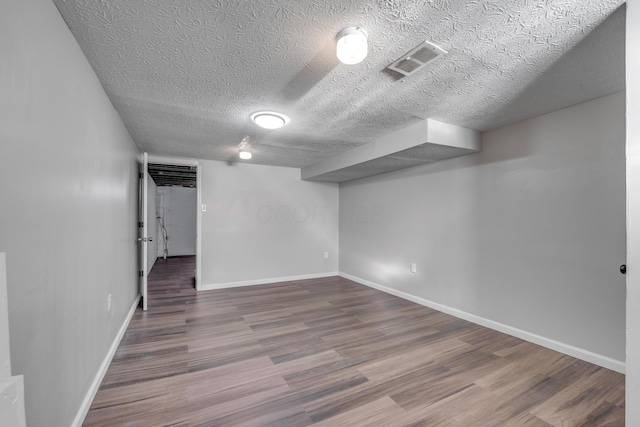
[336,27,368,65]
[250,111,289,129]
[239,150,252,160]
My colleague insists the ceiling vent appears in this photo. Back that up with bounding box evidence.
[386,40,447,78]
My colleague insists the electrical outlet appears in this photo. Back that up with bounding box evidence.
[107,294,112,312]
[324,251,329,259]
[411,263,417,273]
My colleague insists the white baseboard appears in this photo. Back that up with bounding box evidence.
[71,294,141,427]
[199,272,340,291]
[340,272,625,374]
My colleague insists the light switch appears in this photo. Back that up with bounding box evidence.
[411,263,417,273]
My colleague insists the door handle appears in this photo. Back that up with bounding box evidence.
[620,264,627,275]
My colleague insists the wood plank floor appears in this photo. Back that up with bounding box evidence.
[83,256,625,426]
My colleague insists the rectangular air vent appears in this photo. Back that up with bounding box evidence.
[387,40,447,78]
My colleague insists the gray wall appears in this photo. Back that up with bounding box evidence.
[627,2,640,423]
[200,160,339,287]
[157,186,197,257]
[340,92,626,366]
[0,254,9,378]
[0,0,139,425]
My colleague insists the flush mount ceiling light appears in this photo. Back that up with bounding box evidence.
[250,111,290,129]
[336,27,368,65]
[239,150,252,160]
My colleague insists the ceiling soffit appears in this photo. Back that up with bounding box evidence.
[302,119,481,182]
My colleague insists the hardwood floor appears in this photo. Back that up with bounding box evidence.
[83,256,625,426]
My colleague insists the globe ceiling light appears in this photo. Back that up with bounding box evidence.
[239,150,252,160]
[250,111,290,129]
[336,27,368,65]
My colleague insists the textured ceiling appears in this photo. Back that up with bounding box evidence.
[53,0,625,168]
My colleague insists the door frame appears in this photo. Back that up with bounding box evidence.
[627,2,639,423]
[138,152,149,310]
[147,155,202,290]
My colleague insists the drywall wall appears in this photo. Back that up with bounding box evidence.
[0,1,139,426]
[0,254,9,378]
[156,187,197,257]
[200,161,339,287]
[627,2,640,423]
[0,376,26,427]
[340,92,626,369]
[146,172,158,273]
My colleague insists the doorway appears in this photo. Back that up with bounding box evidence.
[145,158,201,301]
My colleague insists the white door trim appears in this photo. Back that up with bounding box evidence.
[139,152,148,311]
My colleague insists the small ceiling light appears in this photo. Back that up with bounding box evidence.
[251,111,290,129]
[239,150,252,160]
[336,27,368,65]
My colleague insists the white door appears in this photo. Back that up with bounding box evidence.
[138,153,149,311]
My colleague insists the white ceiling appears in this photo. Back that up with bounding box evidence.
[53,0,625,168]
